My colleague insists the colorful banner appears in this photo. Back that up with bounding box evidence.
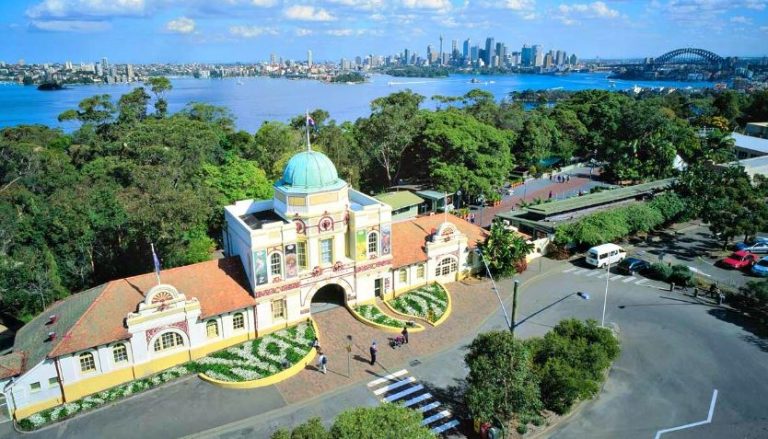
[356,229,368,261]
[254,249,268,286]
[284,244,298,278]
[381,224,391,255]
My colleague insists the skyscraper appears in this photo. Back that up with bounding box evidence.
[307,49,313,68]
[463,38,471,61]
[101,57,109,72]
[451,39,458,62]
[521,45,533,67]
[439,35,444,66]
[484,37,495,67]
[532,45,543,67]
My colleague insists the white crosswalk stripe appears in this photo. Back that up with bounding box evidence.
[562,267,657,286]
[635,278,649,285]
[563,267,578,273]
[610,274,624,281]
[573,268,590,275]
[584,271,601,277]
[367,369,460,436]
[622,276,637,283]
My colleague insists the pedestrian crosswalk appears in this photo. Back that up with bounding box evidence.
[367,369,460,436]
[561,266,655,286]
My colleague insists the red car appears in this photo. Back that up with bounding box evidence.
[719,250,759,269]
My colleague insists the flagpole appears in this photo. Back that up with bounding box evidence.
[151,243,161,286]
[444,192,448,224]
[305,109,311,152]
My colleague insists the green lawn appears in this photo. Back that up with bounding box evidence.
[389,283,449,323]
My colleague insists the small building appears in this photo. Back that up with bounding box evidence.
[374,191,424,221]
[415,190,453,214]
[745,122,768,139]
[731,132,768,160]
[718,155,768,183]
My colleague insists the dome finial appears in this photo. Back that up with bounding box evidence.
[305,110,316,152]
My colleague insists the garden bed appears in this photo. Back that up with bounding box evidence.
[353,304,413,330]
[18,322,316,430]
[189,321,315,382]
[388,283,449,324]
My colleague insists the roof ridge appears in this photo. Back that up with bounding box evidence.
[48,281,118,358]
[119,258,222,284]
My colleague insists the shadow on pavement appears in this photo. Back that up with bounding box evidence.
[707,307,768,353]
[516,293,577,328]
[419,379,478,438]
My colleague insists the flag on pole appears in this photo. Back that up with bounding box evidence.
[306,114,317,131]
[151,243,162,285]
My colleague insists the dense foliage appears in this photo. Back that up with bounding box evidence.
[269,406,434,439]
[477,220,533,277]
[464,319,619,428]
[2,81,767,322]
[554,193,687,248]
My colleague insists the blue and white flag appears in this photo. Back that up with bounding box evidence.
[151,243,161,280]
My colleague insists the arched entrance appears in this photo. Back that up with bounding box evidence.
[310,283,347,314]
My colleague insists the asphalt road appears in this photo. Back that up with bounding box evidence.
[3,256,766,439]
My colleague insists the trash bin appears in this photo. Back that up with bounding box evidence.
[488,427,500,439]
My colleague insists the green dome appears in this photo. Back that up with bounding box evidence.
[279,151,341,191]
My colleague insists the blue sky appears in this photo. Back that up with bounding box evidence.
[1,0,766,64]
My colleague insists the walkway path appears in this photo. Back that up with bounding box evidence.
[276,279,500,404]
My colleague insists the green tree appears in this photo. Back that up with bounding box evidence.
[251,121,302,180]
[289,417,329,439]
[57,94,116,127]
[465,331,542,424]
[146,76,173,117]
[117,87,151,124]
[355,90,425,188]
[477,221,533,277]
[329,404,434,439]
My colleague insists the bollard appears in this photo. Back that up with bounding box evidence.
[669,282,675,292]
[693,287,698,298]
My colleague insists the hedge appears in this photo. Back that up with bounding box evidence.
[554,192,687,248]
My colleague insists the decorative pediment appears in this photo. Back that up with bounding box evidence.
[433,222,459,243]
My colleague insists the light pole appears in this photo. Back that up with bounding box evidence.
[477,250,513,334]
[601,262,611,327]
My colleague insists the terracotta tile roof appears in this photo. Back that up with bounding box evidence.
[391,214,489,268]
[0,352,24,380]
[36,257,253,359]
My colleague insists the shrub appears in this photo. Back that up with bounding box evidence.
[290,417,329,439]
[270,429,291,439]
[669,264,693,286]
[516,423,528,434]
[330,404,433,439]
[648,263,672,281]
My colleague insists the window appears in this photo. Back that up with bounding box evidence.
[30,382,41,393]
[416,264,425,279]
[206,320,219,338]
[272,298,286,320]
[48,377,58,388]
[436,257,457,277]
[153,332,184,352]
[368,232,378,255]
[320,238,333,265]
[113,343,128,363]
[233,312,245,330]
[399,269,408,283]
[297,242,307,269]
[270,253,283,277]
[79,352,96,373]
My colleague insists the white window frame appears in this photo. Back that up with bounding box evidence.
[112,343,128,364]
[30,382,41,393]
[320,238,333,265]
[399,268,408,283]
[367,232,379,256]
[48,377,58,388]
[436,257,457,277]
[206,320,219,338]
[272,298,287,321]
[79,352,97,373]
[233,312,245,330]
[297,241,307,269]
[270,252,283,278]
[153,332,184,352]
[416,264,425,279]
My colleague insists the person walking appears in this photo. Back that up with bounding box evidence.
[312,337,320,351]
[548,190,553,199]
[369,341,378,366]
[317,351,327,374]
[401,325,409,344]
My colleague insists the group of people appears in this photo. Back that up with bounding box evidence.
[550,173,571,183]
[312,326,411,374]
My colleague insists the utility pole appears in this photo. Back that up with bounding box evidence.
[601,262,611,327]
[511,280,519,336]
[478,250,513,334]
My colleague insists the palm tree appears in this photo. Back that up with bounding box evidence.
[478,220,534,277]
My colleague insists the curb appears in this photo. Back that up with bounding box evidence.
[380,282,453,328]
[199,319,319,390]
[347,303,426,333]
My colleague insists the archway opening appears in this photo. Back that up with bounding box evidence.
[310,283,346,314]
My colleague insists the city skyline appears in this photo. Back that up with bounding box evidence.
[0,0,766,64]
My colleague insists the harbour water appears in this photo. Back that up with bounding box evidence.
[0,72,713,132]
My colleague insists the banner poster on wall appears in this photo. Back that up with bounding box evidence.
[254,249,268,286]
[381,224,391,255]
[284,244,298,278]
[356,229,368,261]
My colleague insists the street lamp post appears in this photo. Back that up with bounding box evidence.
[601,262,611,327]
[477,250,513,334]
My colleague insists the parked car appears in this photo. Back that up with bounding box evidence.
[617,257,651,275]
[719,250,759,270]
[751,257,768,277]
[735,237,768,254]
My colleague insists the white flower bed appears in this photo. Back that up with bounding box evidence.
[390,284,449,322]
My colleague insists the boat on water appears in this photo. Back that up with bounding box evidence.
[469,78,482,83]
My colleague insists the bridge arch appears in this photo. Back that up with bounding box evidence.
[654,48,724,65]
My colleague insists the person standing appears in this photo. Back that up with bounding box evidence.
[401,326,409,344]
[317,351,327,374]
[369,341,377,366]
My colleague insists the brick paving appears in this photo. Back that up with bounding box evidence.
[275,279,498,404]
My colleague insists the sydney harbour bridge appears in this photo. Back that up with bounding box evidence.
[608,47,733,81]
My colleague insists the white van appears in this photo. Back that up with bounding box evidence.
[585,243,626,268]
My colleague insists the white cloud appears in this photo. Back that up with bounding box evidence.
[401,0,451,10]
[327,0,384,10]
[166,17,195,34]
[250,0,277,6]
[27,0,146,19]
[295,28,313,36]
[503,0,535,11]
[744,0,766,10]
[284,5,336,21]
[559,1,619,18]
[730,15,751,23]
[229,25,278,37]
[761,25,768,31]
[326,28,355,36]
[29,19,111,32]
